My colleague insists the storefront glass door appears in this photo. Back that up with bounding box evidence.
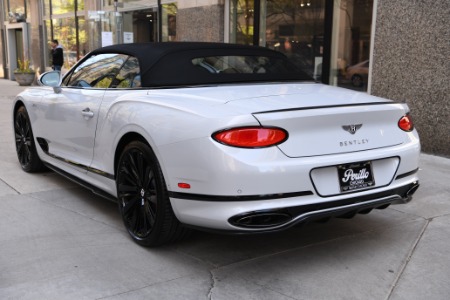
[261,0,326,80]
[330,0,373,91]
[230,0,326,80]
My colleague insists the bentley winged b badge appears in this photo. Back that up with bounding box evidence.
[342,124,363,134]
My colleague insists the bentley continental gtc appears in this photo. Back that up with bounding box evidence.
[13,42,420,246]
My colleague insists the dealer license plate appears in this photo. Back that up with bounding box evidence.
[337,161,375,192]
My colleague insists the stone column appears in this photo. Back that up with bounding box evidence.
[370,0,450,157]
[176,0,225,42]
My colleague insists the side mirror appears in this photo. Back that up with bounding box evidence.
[38,71,62,93]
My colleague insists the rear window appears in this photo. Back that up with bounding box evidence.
[192,55,299,75]
[143,48,313,87]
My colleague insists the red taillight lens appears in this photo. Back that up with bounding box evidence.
[212,127,288,148]
[398,114,414,132]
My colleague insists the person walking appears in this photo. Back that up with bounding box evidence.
[50,39,64,71]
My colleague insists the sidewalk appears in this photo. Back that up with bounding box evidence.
[0,78,31,96]
[0,78,449,299]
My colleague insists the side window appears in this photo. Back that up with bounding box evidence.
[64,53,128,88]
[110,56,141,88]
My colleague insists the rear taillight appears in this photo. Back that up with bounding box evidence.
[212,127,288,148]
[398,114,414,132]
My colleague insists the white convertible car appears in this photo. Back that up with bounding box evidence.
[13,42,420,246]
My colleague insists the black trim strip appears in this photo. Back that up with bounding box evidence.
[43,162,117,203]
[395,168,419,180]
[38,141,115,180]
[253,101,397,115]
[168,190,314,202]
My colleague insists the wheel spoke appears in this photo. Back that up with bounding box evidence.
[15,115,24,131]
[24,144,31,163]
[14,121,23,136]
[118,183,138,195]
[127,152,141,185]
[140,208,150,236]
[145,200,156,226]
[143,166,152,189]
[122,196,140,216]
[18,139,30,165]
[136,152,145,183]
[128,208,139,234]
[120,166,136,186]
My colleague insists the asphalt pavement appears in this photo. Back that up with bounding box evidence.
[1,79,449,300]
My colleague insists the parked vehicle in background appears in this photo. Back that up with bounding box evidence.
[13,43,420,246]
[346,60,369,87]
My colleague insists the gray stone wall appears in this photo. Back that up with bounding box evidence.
[176,4,224,42]
[371,0,450,157]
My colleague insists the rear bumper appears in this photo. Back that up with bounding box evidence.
[169,179,419,233]
[228,181,419,231]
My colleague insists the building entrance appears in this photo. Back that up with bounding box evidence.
[5,22,29,80]
[123,9,158,43]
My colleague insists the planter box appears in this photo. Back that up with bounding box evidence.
[14,72,35,86]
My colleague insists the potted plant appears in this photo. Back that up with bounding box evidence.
[14,59,35,86]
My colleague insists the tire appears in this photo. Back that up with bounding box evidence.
[14,106,45,172]
[116,141,189,246]
[351,74,364,87]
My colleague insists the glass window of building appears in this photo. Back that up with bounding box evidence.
[330,0,373,91]
[101,0,160,43]
[230,0,255,45]
[230,0,325,80]
[77,0,84,10]
[261,0,326,80]
[43,0,50,16]
[43,0,86,70]
[4,0,27,21]
[102,0,158,11]
[51,0,77,14]
[122,9,158,43]
[51,17,77,68]
[162,2,177,42]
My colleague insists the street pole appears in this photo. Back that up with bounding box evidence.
[114,0,123,44]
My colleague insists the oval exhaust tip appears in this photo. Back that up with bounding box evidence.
[406,182,420,198]
[230,212,292,228]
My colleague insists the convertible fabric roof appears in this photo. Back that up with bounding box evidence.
[89,42,311,87]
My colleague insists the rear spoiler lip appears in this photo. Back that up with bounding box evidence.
[253,101,397,115]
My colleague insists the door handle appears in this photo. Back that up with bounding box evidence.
[81,108,94,118]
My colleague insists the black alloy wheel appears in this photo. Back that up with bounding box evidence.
[116,141,188,246]
[14,106,44,172]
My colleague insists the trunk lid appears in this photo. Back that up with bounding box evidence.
[214,83,409,157]
[252,102,408,157]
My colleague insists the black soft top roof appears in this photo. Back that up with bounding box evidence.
[89,42,311,87]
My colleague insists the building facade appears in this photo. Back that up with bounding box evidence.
[0,0,448,157]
